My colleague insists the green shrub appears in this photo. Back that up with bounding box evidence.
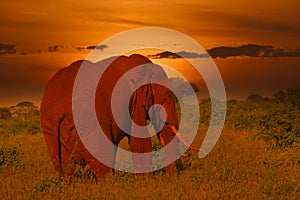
[225,101,265,130]
[259,103,300,147]
[0,119,41,135]
[33,177,64,194]
[221,88,300,147]
[25,120,41,135]
[0,108,11,119]
[0,145,24,169]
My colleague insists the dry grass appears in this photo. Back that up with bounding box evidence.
[0,125,299,199]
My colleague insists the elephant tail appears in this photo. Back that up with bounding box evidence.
[57,114,66,178]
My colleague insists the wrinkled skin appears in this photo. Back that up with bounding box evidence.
[40,54,179,181]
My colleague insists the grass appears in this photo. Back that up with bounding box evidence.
[0,126,299,199]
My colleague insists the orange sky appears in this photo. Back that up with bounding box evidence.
[0,0,300,106]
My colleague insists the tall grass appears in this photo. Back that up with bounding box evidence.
[0,87,299,199]
[0,127,299,199]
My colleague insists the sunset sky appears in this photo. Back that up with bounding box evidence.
[0,0,299,106]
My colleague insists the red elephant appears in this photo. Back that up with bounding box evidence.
[40,54,194,181]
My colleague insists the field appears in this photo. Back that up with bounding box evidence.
[0,88,299,199]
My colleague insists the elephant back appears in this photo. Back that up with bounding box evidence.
[40,60,93,131]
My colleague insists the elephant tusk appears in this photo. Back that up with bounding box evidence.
[181,153,190,157]
[168,124,200,151]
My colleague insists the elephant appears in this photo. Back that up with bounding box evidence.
[40,54,197,182]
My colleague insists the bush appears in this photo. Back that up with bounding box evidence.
[259,103,300,147]
[25,120,41,135]
[223,87,300,147]
[33,177,64,195]
[0,145,24,169]
[225,101,265,130]
[0,119,41,135]
[0,108,11,119]
[287,86,300,109]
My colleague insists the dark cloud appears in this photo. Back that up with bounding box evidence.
[86,44,108,51]
[148,51,208,59]
[148,44,300,59]
[147,51,209,59]
[177,51,209,58]
[96,17,165,27]
[207,44,300,58]
[0,43,16,55]
[48,45,63,53]
[75,46,86,51]
[0,44,109,55]
[148,51,181,59]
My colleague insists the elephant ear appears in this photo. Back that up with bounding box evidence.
[149,64,179,131]
[126,63,152,87]
[150,64,172,89]
[125,54,152,87]
[125,54,154,115]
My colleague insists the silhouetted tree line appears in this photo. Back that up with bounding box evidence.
[246,86,300,108]
[0,101,40,120]
[0,86,298,120]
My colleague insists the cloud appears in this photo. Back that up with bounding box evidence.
[96,17,166,27]
[0,43,16,55]
[0,43,109,55]
[4,42,299,59]
[48,45,63,53]
[226,14,300,36]
[75,46,86,51]
[86,44,108,51]
[148,51,180,59]
[148,44,300,59]
[148,51,209,59]
[183,8,300,37]
[177,51,209,58]
[207,44,300,58]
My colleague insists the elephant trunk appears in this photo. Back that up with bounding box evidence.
[168,124,200,151]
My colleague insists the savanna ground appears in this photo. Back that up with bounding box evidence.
[0,88,299,199]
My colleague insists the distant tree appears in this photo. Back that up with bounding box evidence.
[169,77,200,102]
[287,86,300,100]
[0,108,11,119]
[287,86,300,108]
[17,101,34,107]
[273,90,286,101]
[10,101,39,120]
[227,99,237,104]
[247,94,264,101]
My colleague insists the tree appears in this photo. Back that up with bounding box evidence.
[10,101,39,120]
[16,101,34,107]
[247,94,264,101]
[0,108,11,119]
[169,77,200,102]
[273,90,286,101]
[287,86,300,109]
[287,86,300,100]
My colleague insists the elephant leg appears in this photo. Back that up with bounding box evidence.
[41,119,76,182]
[43,129,61,176]
[75,119,116,179]
[159,124,178,175]
[130,105,152,174]
[74,138,114,179]
[59,143,76,183]
[129,136,152,174]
